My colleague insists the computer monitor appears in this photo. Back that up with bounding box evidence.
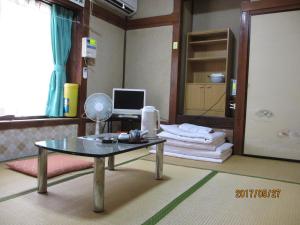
[112,88,146,115]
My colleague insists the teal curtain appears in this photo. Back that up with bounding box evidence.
[46,5,73,117]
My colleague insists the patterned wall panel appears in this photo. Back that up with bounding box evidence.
[0,125,77,162]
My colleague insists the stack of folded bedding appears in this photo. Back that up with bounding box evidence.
[149,123,233,163]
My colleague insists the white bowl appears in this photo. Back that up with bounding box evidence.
[210,73,225,83]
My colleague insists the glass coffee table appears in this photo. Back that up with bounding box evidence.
[35,135,165,212]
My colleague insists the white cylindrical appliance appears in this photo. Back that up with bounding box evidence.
[141,106,160,139]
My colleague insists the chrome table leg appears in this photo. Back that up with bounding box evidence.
[155,143,164,180]
[93,157,105,212]
[108,155,115,171]
[38,148,48,193]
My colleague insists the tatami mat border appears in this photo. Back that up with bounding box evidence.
[2,153,299,225]
[142,171,218,225]
[141,157,300,185]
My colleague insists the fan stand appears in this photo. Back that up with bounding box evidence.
[94,113,101,136]
[95,120,100,136]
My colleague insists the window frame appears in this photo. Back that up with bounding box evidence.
[0,0,89,134]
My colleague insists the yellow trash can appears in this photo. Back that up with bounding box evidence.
[64,83,79,117]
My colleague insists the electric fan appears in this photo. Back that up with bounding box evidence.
[84,93,113,135]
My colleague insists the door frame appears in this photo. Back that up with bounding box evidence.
[233,0,300,154]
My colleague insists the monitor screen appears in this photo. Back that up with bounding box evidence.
[113,89,146,115]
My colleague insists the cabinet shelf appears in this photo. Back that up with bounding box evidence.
[188,29,228,41]
[189,39,228,46]
[186,82,226,85]
[184,28,233,117]
[188,56,227,62]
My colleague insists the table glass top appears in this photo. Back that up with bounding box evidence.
[35,134,165,157]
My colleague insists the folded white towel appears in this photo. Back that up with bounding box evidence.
[160,124,222,140]
[178,123,213,133]
[155,143,233,159]
[165,138,224,151]
[158,131,225,144]
[149,149,231,163]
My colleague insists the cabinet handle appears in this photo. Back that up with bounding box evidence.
[200,86,204,88]
[206,86,212,88]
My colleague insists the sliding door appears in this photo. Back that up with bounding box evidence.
[244,10,300,160]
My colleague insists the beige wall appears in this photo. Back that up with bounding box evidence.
[87,16,125,98]
[88,0,174,120]
[192,0,241,78]
[125,0,174,121]
[125,26,173,120]
[131,0,174,19]
[244,10,300,160]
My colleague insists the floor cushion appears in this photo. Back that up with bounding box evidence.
[6,155,93,178]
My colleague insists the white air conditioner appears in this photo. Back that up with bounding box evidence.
[70,0,85,7]
[94,0,137,16]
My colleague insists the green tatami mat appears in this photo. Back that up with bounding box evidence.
[142,154,300,184]
[156,173,300,225]
[0,161,211,225]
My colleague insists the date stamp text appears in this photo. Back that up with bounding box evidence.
[235,189,281,199]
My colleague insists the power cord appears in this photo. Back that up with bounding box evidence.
[200,92,226,116]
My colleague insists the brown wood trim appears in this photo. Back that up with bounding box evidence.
[177,115,234,129]
[42,0,83,11]
[243,154,300,163]
[241,0,300,12]
[92,3,126,29]
[126,14,179,30]
[67,0,90,136]
[174,0,182,14]
[78,0,90,136]
[168,0,183,124]
[0,116,48,121]
[249,5,300,16]
[0,118,80,130]
[127,0,182,30]
[169,23,181,123]
[233,11,250,155]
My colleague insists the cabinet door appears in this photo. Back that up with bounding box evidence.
[185,84,205,110]
[204,85,226,111]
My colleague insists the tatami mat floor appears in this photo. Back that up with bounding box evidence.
[0,149,149,199]
[0,160,210,225]
[143,154,300,184]
[156,173,300,225]
[0,152,299,225]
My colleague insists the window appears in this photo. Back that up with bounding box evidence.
[0,0,53,117]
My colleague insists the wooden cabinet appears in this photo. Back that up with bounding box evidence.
[205,84,225,111]
[185,84,205,111]
[184,29,233,117]
[185,83,225,116]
